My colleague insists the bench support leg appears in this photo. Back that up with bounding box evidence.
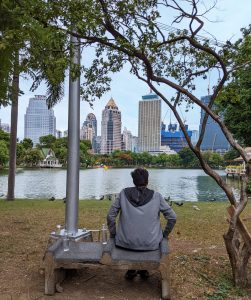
[159,256,171,300]
[44,252,66,295]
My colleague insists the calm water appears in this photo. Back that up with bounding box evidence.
[0,168,238,201]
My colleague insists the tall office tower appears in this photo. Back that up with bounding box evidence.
[199,95,229,153]
[24,95,56,145]
[138,92,161,153]
[122,127,132,151]
[191,130,199,145]
[80,113,98,152]
[101,98,122,154]
[131,136,139,153]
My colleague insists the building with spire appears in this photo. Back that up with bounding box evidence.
[101,98,122,154]
[138,92,161,153]
[80,113,98,152]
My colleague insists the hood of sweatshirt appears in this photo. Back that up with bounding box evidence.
[124,187,154,207]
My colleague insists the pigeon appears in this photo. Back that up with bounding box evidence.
[49,196,55,201]
[174,201,184,207]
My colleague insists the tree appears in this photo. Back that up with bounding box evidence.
[16,143,25,165]
[0,0,69,200]
[21,0,251,286]
[0,140,9,167]
[0,129,10,146]
[23,148,43,167]
[20,138,33,150]
[217,26,251,146]
[223,148,240,163]
[39,135,56,149]
[179,147,199,168]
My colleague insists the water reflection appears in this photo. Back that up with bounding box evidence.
[0,168,240,201]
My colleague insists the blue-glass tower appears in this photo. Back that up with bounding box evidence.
[199,95,229,152]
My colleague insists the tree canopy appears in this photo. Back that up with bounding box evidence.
[217,26,251,146]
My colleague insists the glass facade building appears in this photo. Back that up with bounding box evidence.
[24,95,56,145]
[199,95,230,153]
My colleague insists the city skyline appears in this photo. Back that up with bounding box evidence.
[0,0,250,140]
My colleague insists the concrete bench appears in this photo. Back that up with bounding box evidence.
[44,238,171,299]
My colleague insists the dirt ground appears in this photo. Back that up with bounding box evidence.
[0,200,251,300]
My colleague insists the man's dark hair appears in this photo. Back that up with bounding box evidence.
[131,168,149,187]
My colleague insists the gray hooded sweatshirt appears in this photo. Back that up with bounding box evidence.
[107,187,176,251]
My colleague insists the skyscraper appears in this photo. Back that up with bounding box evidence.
[138,92,161,152]
[101,98,122,154]
[122,127,132,151]
[80,113,98,152]
[199,95,229,153]
[24,95,56,145]
[0,119,10,133]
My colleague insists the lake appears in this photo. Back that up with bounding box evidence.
[0,168,239,201]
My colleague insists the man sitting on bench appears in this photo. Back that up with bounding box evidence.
[107,167,177,279]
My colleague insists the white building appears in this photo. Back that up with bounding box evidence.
[122,127,132,151]
[138,92,161,152]
[0,119,10,133]
[24,95,56,145]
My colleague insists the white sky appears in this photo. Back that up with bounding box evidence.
[0,0,250,139]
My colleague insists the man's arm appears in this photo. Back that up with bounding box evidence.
[107,193,121,238]
[160,194,177,238]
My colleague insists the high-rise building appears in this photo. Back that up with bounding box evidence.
[161,122,192,153]
[0,119,10,133]
[24,95,56,145]
[122,127,132,151]
[191,130,199,145]
[101,98,122,154]
[131,136,139,153]
[138,92,161,152]
[199,95,230,153]
[80,113,98,152]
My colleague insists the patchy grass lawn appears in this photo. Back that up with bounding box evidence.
[0,199,250,299]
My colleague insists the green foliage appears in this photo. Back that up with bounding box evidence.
[179,147,199,168]
[223,148,240,162]
[0,140,9,166]
[0,129,10,147]
[16,143,25,165]
[247,181,251,193]
[217,26,251,146]
[203,151,223,168]
[39,135,56,148]
[23,148,43,167]
[20,138,33,150]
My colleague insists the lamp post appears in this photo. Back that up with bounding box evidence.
[65,34,80,236]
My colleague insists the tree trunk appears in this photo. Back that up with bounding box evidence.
[6,51,19,201]
[224,206,251,287]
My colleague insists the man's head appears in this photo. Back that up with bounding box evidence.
[131,168,149,187]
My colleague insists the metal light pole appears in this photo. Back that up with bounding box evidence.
[65,34,80,236]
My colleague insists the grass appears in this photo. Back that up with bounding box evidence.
[0,199,250,299]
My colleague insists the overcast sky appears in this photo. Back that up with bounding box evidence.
[0,0,250,139]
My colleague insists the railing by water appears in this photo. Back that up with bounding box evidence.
[225,165,245,177]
